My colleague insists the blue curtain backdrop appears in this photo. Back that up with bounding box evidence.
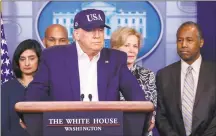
[197,1,216,61]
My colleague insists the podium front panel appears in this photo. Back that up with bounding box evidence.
[24,111,150,136]
[43,111,123,136]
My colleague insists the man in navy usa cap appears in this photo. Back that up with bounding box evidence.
[24,9,148,135]
[26,8,147,102]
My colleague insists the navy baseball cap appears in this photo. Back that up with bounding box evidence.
[74,9,111,31]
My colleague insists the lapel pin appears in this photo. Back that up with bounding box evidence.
[105,60,109,63]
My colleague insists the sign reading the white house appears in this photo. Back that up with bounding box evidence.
[43,111,123,136]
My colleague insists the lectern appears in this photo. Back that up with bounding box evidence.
[15,101,154,136]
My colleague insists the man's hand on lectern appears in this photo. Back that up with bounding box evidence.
[19,119,27,129]
[148,116,155,132]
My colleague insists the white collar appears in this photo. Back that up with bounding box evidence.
[76,41,100,60]
[181,55,202,74]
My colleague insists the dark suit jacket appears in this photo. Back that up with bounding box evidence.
[24,43,147,136]
[25,42,146,101]
[156,60,216,136]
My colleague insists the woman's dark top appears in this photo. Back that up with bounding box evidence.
[1,79,29,136]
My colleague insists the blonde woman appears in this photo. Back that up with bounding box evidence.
[111,27,157,136]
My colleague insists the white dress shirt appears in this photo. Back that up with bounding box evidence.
[76,42,100,101]
[181,55,202,99]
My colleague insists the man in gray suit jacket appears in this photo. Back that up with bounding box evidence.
[156,21,216,136]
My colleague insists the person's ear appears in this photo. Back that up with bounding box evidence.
[200,39,204,48]
[42,38,45,44]
[74,30,80,41]
[42,38,48,48]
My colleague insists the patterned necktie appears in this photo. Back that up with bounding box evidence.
[182,66,194,136]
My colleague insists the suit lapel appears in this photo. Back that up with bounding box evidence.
[65,43,80,101]
[192,61,207,132]
[172,61,186,135]
[193,61,206,108]
[172,61,182,111]
[97,48,109,101]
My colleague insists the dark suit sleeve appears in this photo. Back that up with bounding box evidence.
[118,53,146,101]
[199,62,216,136]
[202,104,216,135]
[25,51,50,101]
[155,71,180,136]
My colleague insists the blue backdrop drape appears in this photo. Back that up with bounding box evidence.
[197,1,216,61]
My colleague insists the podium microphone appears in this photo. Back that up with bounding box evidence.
[88,94,92,101]
[80,94,85,101]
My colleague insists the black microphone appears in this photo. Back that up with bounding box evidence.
[88,94,92,101]
[80,94,84,101]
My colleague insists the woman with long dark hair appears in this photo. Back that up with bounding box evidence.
[1,39,42,136]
